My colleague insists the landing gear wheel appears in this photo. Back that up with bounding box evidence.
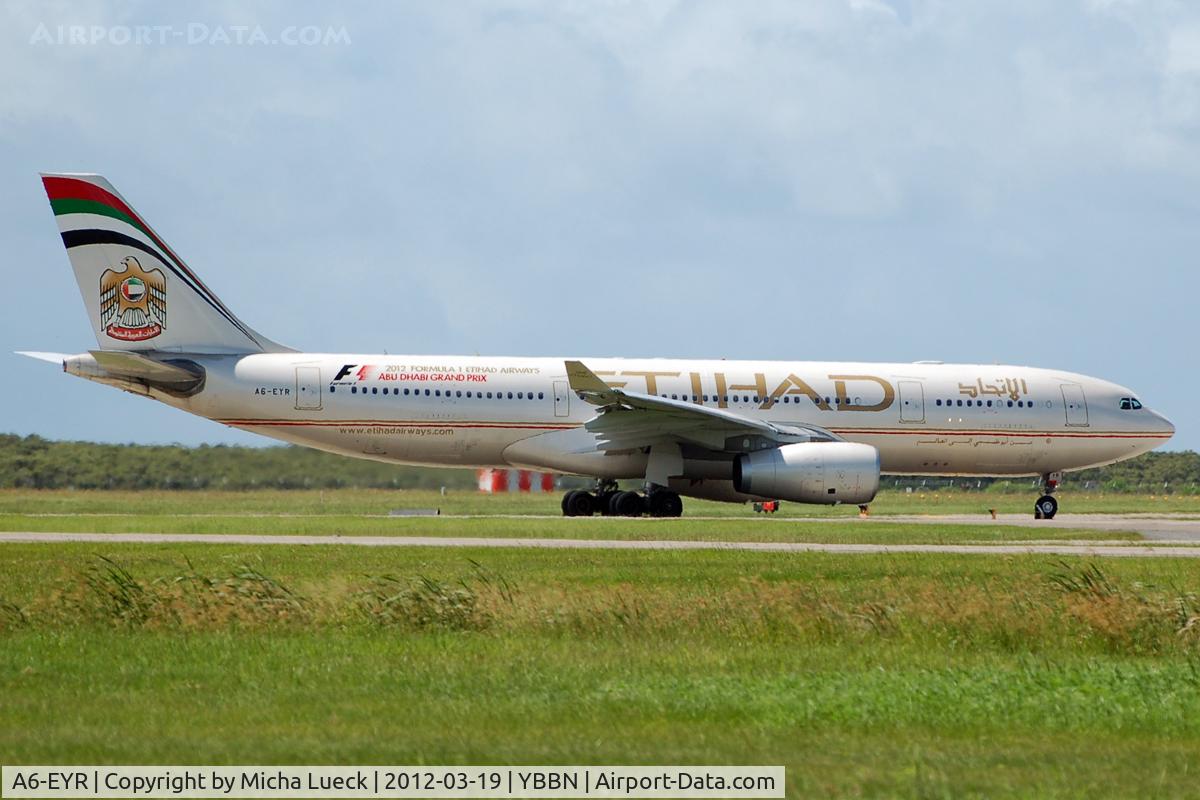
[648,491,683,518]
[1034,495,1058,520]
[613,490,645,517]
[596,491,618,516]
[563,490,596,517]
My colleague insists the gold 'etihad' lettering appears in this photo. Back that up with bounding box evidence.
[765,374,830,410]
[715,373,729,407]
[728,372,769,401]
[621,371,680,395]
[591,370,627,389]
[829,374,895,412]
[596,370,896,413]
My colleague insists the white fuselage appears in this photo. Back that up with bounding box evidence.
[138,354,1172,488]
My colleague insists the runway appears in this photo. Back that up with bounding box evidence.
[798,512,1200,541]
[3,530,1200,558]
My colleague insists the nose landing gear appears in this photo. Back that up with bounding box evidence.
[1034,472,1062,520]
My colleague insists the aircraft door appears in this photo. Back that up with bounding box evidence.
[553,380,570,417]
[295,366,322,411]
[898,380,925,423]
[1061,384,1089,427]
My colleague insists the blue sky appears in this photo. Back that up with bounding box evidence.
[1,1,1194,450]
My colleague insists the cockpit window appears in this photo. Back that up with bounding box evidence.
[1119,397,1143,411]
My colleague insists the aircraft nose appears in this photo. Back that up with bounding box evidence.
[1154,410,1175,438]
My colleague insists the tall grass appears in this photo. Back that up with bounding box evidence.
[3,556,1199,657]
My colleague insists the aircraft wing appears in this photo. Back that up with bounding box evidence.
[565,360,838,452]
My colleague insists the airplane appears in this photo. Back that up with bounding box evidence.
[20,173,1175,520]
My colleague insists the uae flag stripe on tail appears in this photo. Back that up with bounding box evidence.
[49,197,143,233]
[42,176,241,326]
[43,175,259,345]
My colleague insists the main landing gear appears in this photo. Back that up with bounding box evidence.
[561,481,683,518]
[1034,471,1062,520]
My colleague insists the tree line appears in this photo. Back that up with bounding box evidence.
[0,434,477,490]
[0,434,1195,492]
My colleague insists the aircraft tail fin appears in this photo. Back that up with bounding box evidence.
[40,173,290,354]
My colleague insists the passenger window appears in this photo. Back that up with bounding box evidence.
[351,387,357,394]
[956,399,963,407]
[538,392,545,399]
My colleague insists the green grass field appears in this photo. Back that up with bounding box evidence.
[2,491,1199,797]
[0,488,1185,545]
[2,486,1198,517]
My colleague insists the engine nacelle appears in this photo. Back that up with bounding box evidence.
[732,441,880,505]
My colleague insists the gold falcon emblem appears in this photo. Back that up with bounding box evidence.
[99,255,166,342]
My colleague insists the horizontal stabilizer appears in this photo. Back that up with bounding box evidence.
[88,350,201,383]
[15,351,68,365]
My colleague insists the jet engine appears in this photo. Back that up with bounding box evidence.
[732,441,880,505]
